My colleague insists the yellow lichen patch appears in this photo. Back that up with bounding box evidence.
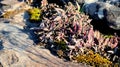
[3,9,26,18]
[27,8,41,21]
[3,11,13,18]
[74,50,112,66]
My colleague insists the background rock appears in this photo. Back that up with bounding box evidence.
[83,2,120,30]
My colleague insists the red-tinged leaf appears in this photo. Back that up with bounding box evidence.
[87,19,92,23]
[103,38,110,47]
[54,16,61,21]
[77,25,82,34]
[73,24,77,32]
[94,31,101,39]
[69,28,74,34]
[110,37,118,48]
[87,28,94,45]
[41,0,48,7]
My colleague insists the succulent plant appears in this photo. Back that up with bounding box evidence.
[30,2,120,66]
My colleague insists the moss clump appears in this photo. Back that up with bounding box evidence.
[53,40,69,58]
[54,40,68,51]
[74,50,112,66]
[28,8,41,21]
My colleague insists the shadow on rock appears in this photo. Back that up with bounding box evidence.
[91,19,120,36]
[0,40,3,50]
[23,11,41,44]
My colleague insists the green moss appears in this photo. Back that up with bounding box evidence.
[54,40,68,50]
[28,8,41,21]
[74,50,112,66]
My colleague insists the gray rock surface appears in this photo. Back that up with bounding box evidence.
[83,1,120,30]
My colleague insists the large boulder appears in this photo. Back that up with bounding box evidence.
[82,0,120,30]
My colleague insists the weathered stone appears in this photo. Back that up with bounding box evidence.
[83,2,120,29]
